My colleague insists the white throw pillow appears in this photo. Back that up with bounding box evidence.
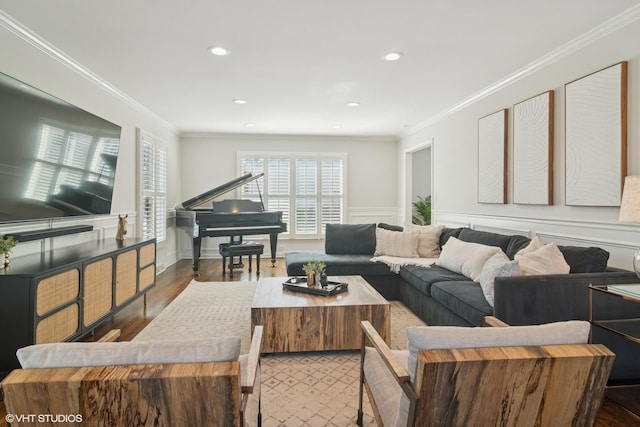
[17,336,241,369]
[435,237,502,280]
[515,242,570,275]
[478,251,521,307]
[515,235,544,257]
[374,228,420,258]
[403,223,445,258]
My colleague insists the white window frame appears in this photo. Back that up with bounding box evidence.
[137,129,167,243]
[237,152,347,239]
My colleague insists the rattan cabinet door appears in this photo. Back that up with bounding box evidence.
[34,269,81,343]
[138,241,156,292]
[83,257,113,327]
[115,249,137,306]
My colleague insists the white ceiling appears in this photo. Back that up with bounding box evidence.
[1,1,639,137]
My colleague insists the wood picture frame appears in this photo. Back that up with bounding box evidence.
[513,91,554,205]
[478,109,507,204]
[565,62,627,206]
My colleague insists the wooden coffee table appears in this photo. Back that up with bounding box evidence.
[251,275,390,353]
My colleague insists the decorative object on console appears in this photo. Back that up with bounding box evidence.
[302,260,326,286]
[116,214,128,242]
[565,61,627,206]
[513,90,554,205]
[478,109,507,204]
[619,175,640,277]
[0,235,18,268]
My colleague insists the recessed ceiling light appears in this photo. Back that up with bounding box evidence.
[383,52,403,61]
[333,124,341,129]
[232,99,247,104]
[246,123,255,127]
[209,46,230,56]
[346,102,360,107]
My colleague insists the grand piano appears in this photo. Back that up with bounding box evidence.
[176,173,287,274]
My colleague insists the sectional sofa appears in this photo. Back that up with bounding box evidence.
[285,223,640,380]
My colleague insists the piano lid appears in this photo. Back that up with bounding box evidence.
[177,172,264,210]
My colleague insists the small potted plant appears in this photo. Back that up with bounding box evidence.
[0,235,18,268]
[302,260,326,287]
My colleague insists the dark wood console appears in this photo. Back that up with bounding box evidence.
[0,238,156,377]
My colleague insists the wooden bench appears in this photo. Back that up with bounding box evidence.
[1,326,264,427]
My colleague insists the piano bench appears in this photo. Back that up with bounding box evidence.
[219,242,265,277]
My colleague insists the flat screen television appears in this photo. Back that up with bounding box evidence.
[0,72,121,223]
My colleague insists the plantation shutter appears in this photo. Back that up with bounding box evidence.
[139,131,167,242]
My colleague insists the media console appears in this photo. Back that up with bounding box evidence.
[0,238,156,378]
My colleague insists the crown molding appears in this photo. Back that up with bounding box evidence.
[0,10,177,133]
[402,4,640,139]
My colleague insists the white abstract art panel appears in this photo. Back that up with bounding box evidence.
[513,91,553,205]
[565,62,627,206]
[478,109,506,204]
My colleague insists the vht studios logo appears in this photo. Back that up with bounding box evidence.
[6,413,83,423]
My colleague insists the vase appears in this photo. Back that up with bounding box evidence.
[307,272,316,286]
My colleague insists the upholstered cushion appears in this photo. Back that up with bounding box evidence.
[558,245,610,273]
[516,242,570,275]
[374,228,420,258]
[325,223,376,255]
[436,237,502,280]
[438,227,464,248]
[478,252,521,306]
[378,223,403,232]
[406,321,590,382]
[403,223,445,258]
[430,281,494,326]
[17,337,242,368]
[457,228,513,253]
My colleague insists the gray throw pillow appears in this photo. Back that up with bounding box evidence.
[325,223,376,254]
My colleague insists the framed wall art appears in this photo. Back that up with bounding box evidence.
[478,109,507,204]
[565,62,627,206]
[513,91,554,205]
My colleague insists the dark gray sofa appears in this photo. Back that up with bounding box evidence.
[285,223,640,380]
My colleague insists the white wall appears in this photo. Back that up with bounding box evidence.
[178,133,399,257]
[0,19,181,272]
[398,15,640,270]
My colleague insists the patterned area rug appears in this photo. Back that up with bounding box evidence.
[135,280,427,426]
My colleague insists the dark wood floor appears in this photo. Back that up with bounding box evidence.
[1,258,638,426]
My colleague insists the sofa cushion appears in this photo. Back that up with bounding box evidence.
[378,223,403,232]
[374,228,419,258]
[325,223,376,255]
[516,242,570,275]
[285,251,392,276]
[17,337,242,369]
[436,237,502,280]
[430,281,494,326]
[404,223,444,258]
[458,228,514,253]
[406,320,590,382]
[439,227,464,248]
[400,264,470,297]
[559,245,610,273]
[505,235,531,259]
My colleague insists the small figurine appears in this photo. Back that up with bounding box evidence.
[116,214,128,242]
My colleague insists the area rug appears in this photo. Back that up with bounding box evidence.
[135,280,427,426]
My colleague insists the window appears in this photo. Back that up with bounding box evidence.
[138,130,167,243]
[238,152,346,238]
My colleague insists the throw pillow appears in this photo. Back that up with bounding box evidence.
[435,237,502,281]
[515,242,570,275]
[17,336,242,369]
[478,251,521,307]
[325,223,376,255]
[378,223,403,232]
[515,235,544,257]
[403,223,445,258]
[374,228,420,258]
[405,321,590,382]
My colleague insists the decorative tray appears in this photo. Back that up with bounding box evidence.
[282,277,349,296]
